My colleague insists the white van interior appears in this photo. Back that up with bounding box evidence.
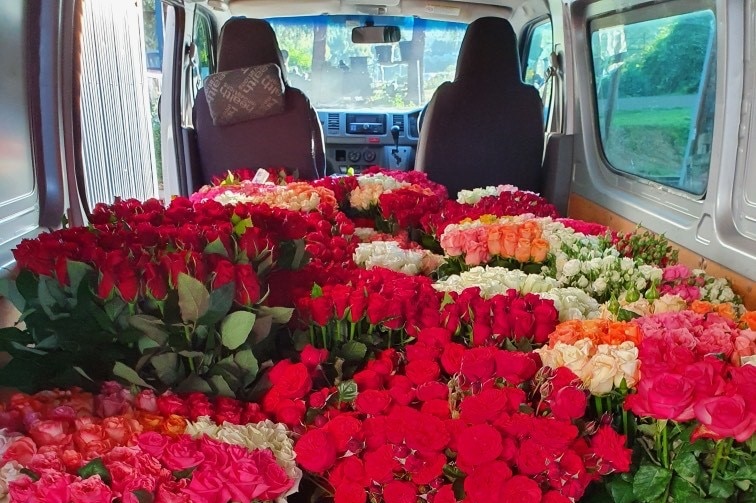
[0,0,754,311]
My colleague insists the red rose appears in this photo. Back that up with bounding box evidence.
[324,415,363,453]
[541,491,572,503]
[408,452,446,485]
[511,308,535,340]
[348,290,368,323]
[301,344,329,369]
[588,425,632,474]
[549,386,587,421]
[495,350,538,385]
[355,390,392,416]
[421,399,452,420]
[405,413,450,454]
[405,343,440,363]
[144,262,168,300]
[211,258,236,289]
[354,370,384,391]
[383,481,417,503]
[336,482,367,503]
[388,375,416,405]
[234,263,260,305]
[329,456,369,489]
[500,475,542,503]
[329,285,352,319]
[294,429,337,473]
[471,320,492,346]
[157,394,189,417]
[464,461,513,503]
[417,327,452,348]
[363,416,388,450]
[516,438,552,475]
[310,295,334,326]
[460,347,497,382]
[274,398,306,427]
[440,343,466,374]
[271,363,312,399]
[366,293,390,325]
[416,382,448,402]
[434,484,458,503]
[364,444,399,483]
[405,360,441,386]
[456,424,502,468]
[693,394,756,442]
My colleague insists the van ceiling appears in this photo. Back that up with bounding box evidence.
[214,0,520,22]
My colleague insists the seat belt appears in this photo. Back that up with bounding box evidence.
[545,49,564,133]
[182,41,199,127]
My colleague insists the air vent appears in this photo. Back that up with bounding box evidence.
[392,114,405,132]
[327,113,340,133]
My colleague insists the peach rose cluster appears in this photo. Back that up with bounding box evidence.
[440,217,550,266]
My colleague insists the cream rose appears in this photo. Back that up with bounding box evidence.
[584,353,620,395]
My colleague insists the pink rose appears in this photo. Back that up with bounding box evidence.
[184,468,230,503]
[35,471,73,503]
[137,432,171,458]
[29,420,71,447]
[135,390,159,413]
[464,239,490,266]
[161,437,204,471]
[440,230,465,257]
[693,394,756,442]
[3,436,37,465]
[68,475,113,503]
[156,479,191,503]
[252,449,294,500]
[625,373,695,422]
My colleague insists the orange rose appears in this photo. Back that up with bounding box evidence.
[742,311,756,330]
[519,221,542,241]
[487,225,503,256]
[548,320,585,347]
[690,300,714,315]
[8,393,44,413]
[73,423,105,451]
[160,414,188,438]
[136,412,164,432]
[61,449,84,472]
[530,238,550,263]
[101,416,143,445]
[501,229,519,257]
[514,238,532,263]
[604,322,642,346]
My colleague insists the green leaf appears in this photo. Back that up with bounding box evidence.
[72,366,94,382]
[151,353,182,386]
[9,341,46,355]
[340,340,367,362]
[0,327,33,351]
[208,375,236,397]
[669,476,705,502]
[671,451,701,484]
[233,217,253,236]
[220,311,256,350]
[607,477,637,503]
[708,479,735,499]
[67,260,93,295]
[14,269,38,303]
[632,464,672,502]
[113,362,154,389]
[20,468,40,481]
[311,283,323,298]
[177,274,210,323]
[234,349,259,386]
[291,239,306,269]
[0,277,25,312]
[337,380,358,402]
[104,297,128,322]
[78,458,111,483]
[138,336,160,352]
[132,489,155,503]
[196,282,235,326]
[732,462,756,482]
[256,306,293,324]
[250,315,273,344]
[203,238,229,257]
[175,374,213,394]
[129,315,169,345]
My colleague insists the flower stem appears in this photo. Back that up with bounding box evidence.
[661,423,669,468]
[321,326,328,350]
[595,396,604,417]
[710,438,732,483]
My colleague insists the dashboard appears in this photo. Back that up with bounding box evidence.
[316,109,421,174]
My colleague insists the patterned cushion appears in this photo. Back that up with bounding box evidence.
[203,63,286,126]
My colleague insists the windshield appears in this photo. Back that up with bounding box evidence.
[267,15,467,110]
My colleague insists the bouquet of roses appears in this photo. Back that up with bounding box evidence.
[0,384,300,503]
[609,311,756,503]
[270,330,632,503]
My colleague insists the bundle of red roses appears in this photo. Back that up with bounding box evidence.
[279,328,631,503]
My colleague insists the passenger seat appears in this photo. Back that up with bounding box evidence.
[414,17,544,197]
[193,18,324,182]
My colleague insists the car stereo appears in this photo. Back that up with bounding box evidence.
[345,113,386,135]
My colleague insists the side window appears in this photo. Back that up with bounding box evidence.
[193,11,214,88]
[590,5,716,195]
[523,20,553,106]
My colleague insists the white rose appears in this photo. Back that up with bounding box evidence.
[577,276,590,289]
[584,353,619,395]
[556,340,592,376]
[563,259,581,278]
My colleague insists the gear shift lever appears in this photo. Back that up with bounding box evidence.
[390,125,402,167]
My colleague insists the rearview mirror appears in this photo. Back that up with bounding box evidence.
[352,25,401,44]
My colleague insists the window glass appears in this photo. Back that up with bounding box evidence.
[268,15,467,110]
[194,13,213,85]
[590,7,716,195]
[523,20,553,106]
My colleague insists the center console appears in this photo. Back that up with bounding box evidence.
[318,110,421,174]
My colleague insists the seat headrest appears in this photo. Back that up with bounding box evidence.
[455,17,522,83]
[203,63,286,126]
[217,18,288,84]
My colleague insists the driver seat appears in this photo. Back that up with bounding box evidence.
[414,17,545,197]
[193,18,324,182]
